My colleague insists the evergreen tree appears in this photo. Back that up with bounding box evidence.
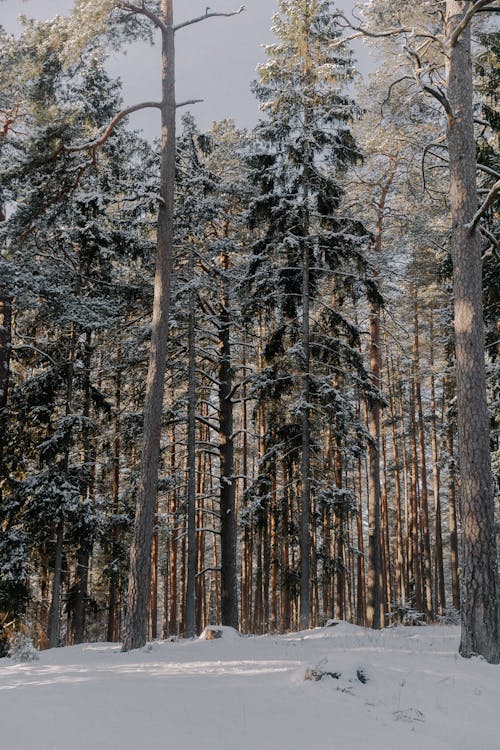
[248,0,371,629]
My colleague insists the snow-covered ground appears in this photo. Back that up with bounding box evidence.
[1,623,498,749]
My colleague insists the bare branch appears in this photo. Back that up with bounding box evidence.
[195,414,221,433]
[466,179,500,233]
[174,5,245,32]
[404,45,453,116]
[176,99,204,109]
[449,1,499,47]
[477,163,500,181]
[196,567,221,578]
[480,226,499,252]
[116,1,168,34]
[421,134,448,194]
[331,11,414,41]
[380,75,415,113]
[330,10,443,50]
[63,101,161,153]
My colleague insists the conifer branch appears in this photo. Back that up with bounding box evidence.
[116,2,169,34]
[404,46,453,117]
[63,101,161,153]
[176,99,204,109]
[477,163,500,181]
[174,5,245,32]
[466,179,500,233]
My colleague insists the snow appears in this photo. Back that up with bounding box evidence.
[1,623,498,749]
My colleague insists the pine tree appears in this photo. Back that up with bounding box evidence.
[248,0,371,629]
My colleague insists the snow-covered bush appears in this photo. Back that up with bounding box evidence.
[7,633,39,662]
[438,607,460,625]
[387,601,426,626]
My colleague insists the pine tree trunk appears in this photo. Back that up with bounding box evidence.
[0,289,12,505]
[446,1,499,663]
[73,331,93,644]
[122,0,176,652]
[381,428,392,616]
[387,354,406,610]
[429,317,446,615]
[409,379,423,613]
[280,459,292,632]
[185,242,197,638]
[107,362,122,643]
[49,523,64,649]
[218,255,238,629]
[413,302,433,621]
[299,239,312,630]
[366,170,394,629]
[356,454,366,626]
[446,410,461,611]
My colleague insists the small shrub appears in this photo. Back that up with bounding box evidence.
[8,633,39,662]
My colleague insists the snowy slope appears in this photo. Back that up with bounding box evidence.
[0,623,498,750]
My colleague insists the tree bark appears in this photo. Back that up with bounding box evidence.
[185,241,197,638]
[122,0,176,652]
[218,251,238,630]
[299,237,312,630]
[0,289,12,505]
[73,330,94,644]
[446,0,499,663]
[413,301,433,621]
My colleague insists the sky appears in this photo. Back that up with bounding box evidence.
[0,1,371,138]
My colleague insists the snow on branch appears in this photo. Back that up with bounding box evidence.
[330,11,415,44]
[63,101,161,153]
[174,5,245,32]
[466,179,500,233]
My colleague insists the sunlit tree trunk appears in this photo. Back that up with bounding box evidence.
[73,331,94,643]
[413,300,433,621]
[185,241,197,638]
[446,0,499,662]
[122,0,176,651]
[218,249,239,630]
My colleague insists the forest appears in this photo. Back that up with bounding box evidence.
[0,0,499,668]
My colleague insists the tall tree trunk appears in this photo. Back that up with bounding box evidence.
[429,314,446,615]
[408,378,423,613]
[366,168,395,629]
[0,289,12,505]
[446,1,499,663]
[49,524,64,649]
[356,453,366,626]
[218,251,238,629]
[185,242,197,637]
[446,415,461,612]
[299,237,312,630]
[122,0,176,652]
[73,331,94,643]
[49,325,77,648]
[413,301,433,621]
[107,360,122,643]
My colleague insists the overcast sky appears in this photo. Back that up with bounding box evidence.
[1,0,371,137]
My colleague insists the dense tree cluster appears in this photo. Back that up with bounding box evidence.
[0,1,498,662]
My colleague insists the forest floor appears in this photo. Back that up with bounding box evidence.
[0,622,498,749]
